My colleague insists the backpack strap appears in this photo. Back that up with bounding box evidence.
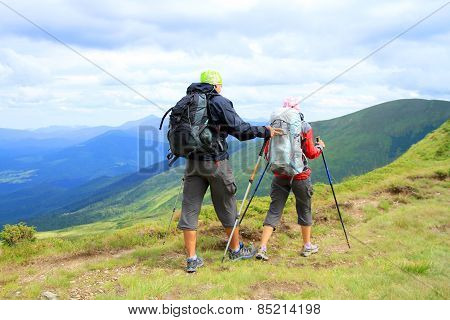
[168,155,179,167]
[204,92,224,152]
[299,112,304,121]
[159,107,174,130]
[300,120,310,168]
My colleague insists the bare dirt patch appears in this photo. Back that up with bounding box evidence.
[386,185,422,199]
[319,198,378,222]
[315,215,330,223]
[330,201,354,210]
[43,249,133,270]
[430,223,449,233]
[324,242,351,254]
[20,249,135,285]
[201,225,224,237]
[147,250,185,269]
[351,198,379,209]
[239,226,261,242]
[432,171,449,181]
[201,224,261,247]
[315,199,366,223]
[69,265,138,300]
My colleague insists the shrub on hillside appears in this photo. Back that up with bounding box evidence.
[0,222,36,246]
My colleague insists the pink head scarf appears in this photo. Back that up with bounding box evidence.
[283,97,300,110]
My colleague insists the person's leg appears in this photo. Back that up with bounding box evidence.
[177,172,209,259]
[183,230,197,257]
[301,225,311,245]
[260,225,274,248]
[209,159,241,251]
[257,177,290,258]
[291,178,313,243]
[224,226,240,251]
[292,178,318,256]
[210,159,256,260]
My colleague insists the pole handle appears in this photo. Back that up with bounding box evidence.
[249,167,258,183]
[239,161,270,225]
[258,137,270,156]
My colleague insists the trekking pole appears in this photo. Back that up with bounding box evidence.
[239,161,270,225]
[162,177,185,245]
[221,138,270,263]
[316,137,351,248]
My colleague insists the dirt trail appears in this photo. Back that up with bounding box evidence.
[12,248,136,299]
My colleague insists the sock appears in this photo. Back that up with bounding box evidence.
[230,241,243,253]
[305,242,311,249]
[188,254,197,261]
[229,245,240,253]
[260,245,267,251]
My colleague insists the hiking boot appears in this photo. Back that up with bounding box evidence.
[186,256,204,273]
[229,243,257,261]
[255,248,269,261]
[300,244,319,257]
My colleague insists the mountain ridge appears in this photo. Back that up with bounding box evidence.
[21,98,450,231]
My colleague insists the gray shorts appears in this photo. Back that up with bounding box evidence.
[263,176,314,228]
[177,159,238,230]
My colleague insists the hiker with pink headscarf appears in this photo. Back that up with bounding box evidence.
[283,97,301,110]
[255,97,325,261]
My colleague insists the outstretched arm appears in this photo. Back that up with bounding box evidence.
[214,99,270,141]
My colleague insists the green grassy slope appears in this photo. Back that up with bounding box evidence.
[310,99,450,181]
[29,99,449,231]
[1,120,448,299]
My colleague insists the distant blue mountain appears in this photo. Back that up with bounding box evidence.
[0,115,165,224]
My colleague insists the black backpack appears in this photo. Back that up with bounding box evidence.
[159,92,220,165]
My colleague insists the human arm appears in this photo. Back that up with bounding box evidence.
[302,126,323,159]
[210,97,272,141]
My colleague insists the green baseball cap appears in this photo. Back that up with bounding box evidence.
[200,70,223,85]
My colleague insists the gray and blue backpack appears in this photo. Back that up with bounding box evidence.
[268,107,307,176]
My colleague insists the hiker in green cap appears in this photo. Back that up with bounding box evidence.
[175,70,283,272]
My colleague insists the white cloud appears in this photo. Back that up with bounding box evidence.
[0,0,449,129]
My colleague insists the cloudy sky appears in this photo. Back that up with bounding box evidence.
[0,0,449,129]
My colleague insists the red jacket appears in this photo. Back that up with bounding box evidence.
[264,124,322,180]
